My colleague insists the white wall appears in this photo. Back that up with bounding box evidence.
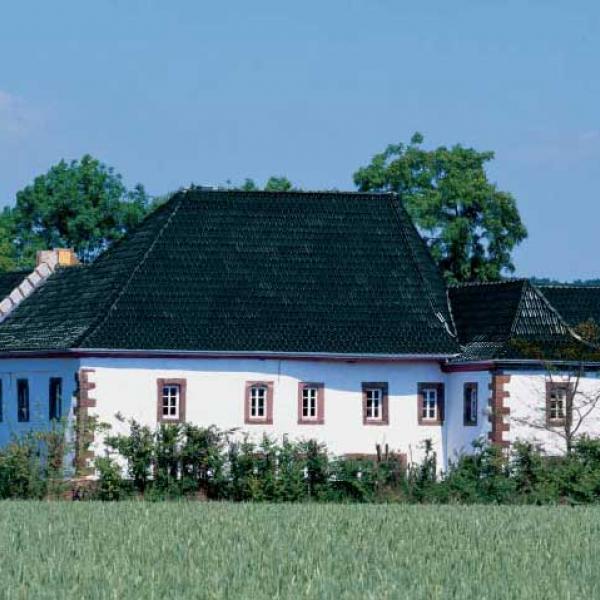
[506,370,600,454]
[0,358,79,455]
[82,357,458,466]
[445,370,492,463]
[10,357,598,470]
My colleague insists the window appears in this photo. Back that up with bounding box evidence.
[162,385,180,419]
[464,383,478,426]
[250,386,266,419]
[418,383,444,425]
[362,382,389,425]
[366,388,382,419]
[49,378,62,421]
[17,379,29,423]
[156,379,186,423]
[245,381,274,424]
[546,382,572,426]
[297,383,324,424]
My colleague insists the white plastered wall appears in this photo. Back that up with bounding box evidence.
[506,370,600,454]
[445,369,492,464]
[82,357,455,466]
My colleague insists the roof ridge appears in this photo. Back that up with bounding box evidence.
[538,284,600,289]
[74,194,185,347]
[388,195,456,339]
[189,188,398,198]
[449,278,528,289]
[507,280,529,339]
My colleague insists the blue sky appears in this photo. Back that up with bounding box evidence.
[1,1,598,280]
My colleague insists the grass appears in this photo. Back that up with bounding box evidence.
[0,503,598,599]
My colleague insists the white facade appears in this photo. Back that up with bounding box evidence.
[83,357,454,466]
[505,369,600,453]
[3,356,600,473]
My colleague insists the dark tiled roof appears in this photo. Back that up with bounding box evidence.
[538,286,600,329]
[449,280,574,360]
[0,190,459,355]
[0,271,29,298]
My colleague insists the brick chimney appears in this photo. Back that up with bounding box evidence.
[36,248,79,268]
[0,248,79,321]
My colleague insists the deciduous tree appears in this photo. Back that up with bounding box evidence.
[9,155,149,266]
[353,133,527,283]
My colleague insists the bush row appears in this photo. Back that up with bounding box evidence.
[99,421,600,504]
[4,419,600,504]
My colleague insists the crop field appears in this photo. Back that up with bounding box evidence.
[0,503,598,599]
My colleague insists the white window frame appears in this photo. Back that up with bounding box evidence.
[549,388,566,421]
[365,388,383,421]
[161,384,180,420]
[421,387,438,421]
[250,386,267,420]
[302,387,318,420]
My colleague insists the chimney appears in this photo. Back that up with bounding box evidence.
[0,248,79,322]
[36,248,79,268]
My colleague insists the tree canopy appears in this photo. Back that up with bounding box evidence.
[5,155,149,267]
[239,176,295,192]
[353,133,527,283]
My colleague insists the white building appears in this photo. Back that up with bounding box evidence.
[0,189,598,474]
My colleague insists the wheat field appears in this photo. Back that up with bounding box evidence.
[0,502,597,599]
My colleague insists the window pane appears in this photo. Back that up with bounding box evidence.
[422,389,437,420]
[366,388,382,419]
[162,385,179,418]
[302,387,317,418]
[251,386,266,418]
[17,379,29,423]
[49,378,62,421]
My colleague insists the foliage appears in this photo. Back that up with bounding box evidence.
[237,176,295,192]
[7,418,600,506]
[4,155,149,268]
[0,425,69,499]
[353,133,527,283]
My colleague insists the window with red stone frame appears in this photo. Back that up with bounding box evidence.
[156,378,187,423]
[297,382,325,424]
[546,381,573,427]
[362,382,389,425]
[417,382,444,425]
[245,381,274,424]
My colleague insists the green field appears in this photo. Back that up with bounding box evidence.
[0,503,598,599]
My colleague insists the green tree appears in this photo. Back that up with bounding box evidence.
[0,210,17,272]
[353,133,527,283]
[234,177,295,192]
[264,176,293,192]
[9,155,150,266]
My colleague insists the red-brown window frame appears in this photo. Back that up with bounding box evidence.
[297,382,325,425]
[362,382,389,426]
[156,378,187,423]
[463,382,478,426]
[245,381,274,425]
[417,382,445,425]
[546,381,573,427]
